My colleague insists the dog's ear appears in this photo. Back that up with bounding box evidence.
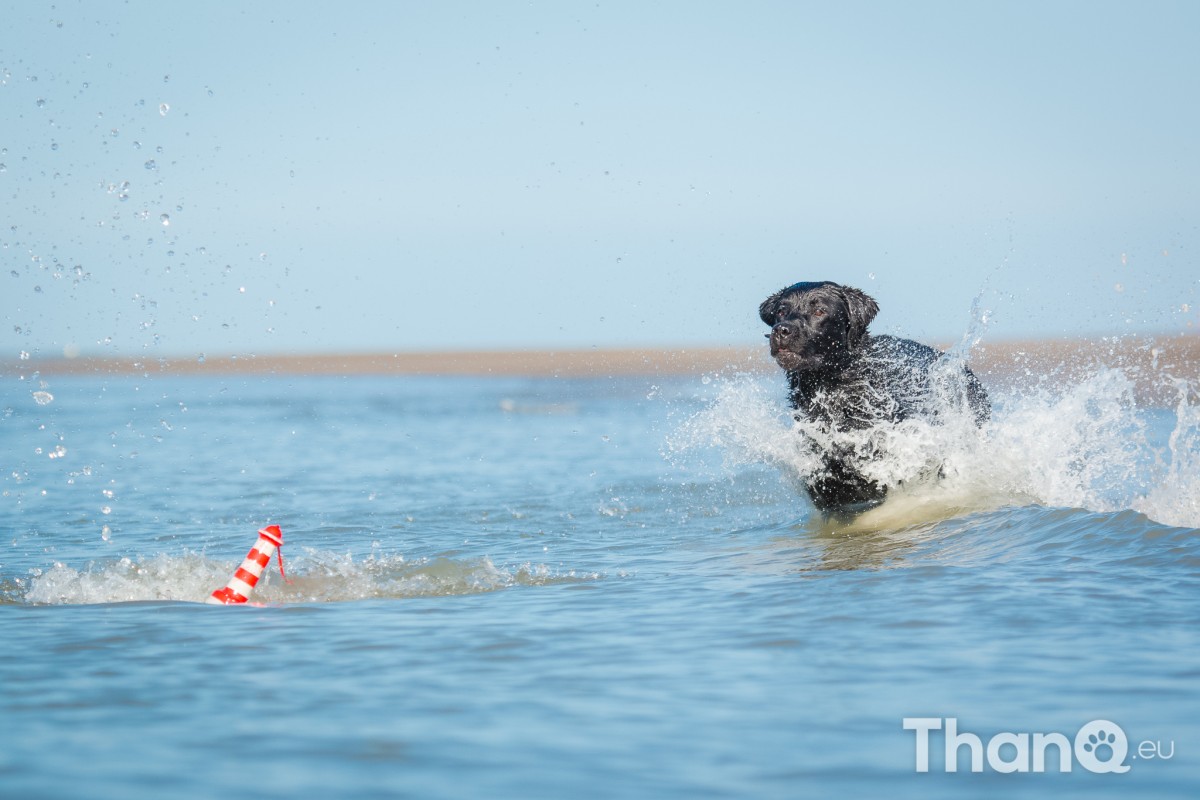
[838,285,879,342]
[759,290,785,326]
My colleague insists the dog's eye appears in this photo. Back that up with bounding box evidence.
[812,307,827,317]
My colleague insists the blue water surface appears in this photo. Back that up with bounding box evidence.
[1,373,1197,799]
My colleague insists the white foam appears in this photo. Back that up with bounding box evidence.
[24,554,230,605]
[22,549,594,606]
[671,366,1200,531]
[1132,380,1200,529]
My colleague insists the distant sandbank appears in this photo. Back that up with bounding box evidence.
[5,335,1197,403]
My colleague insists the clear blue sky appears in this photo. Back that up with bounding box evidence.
[3,1,1198,358]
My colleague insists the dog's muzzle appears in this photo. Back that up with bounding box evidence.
[769,322,801,356]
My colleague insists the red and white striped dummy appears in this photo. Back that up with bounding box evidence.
[206,524,289,605]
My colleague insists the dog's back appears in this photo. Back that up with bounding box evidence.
[791,334,989,431]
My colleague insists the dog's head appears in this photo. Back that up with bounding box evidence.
[759,281,879,373]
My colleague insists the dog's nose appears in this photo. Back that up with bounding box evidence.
[772,322,794,341]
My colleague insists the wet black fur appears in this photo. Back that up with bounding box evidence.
[760,281,990,512]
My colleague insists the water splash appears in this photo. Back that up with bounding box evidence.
[670,366,1199,531]
[1133,380,1200,528]
[22,555,226,604]
[16,550,595,606]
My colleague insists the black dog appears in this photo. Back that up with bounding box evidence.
[760,281,990,512]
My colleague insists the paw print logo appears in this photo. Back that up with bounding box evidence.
[1084,730,1118,757]
[1075,720,1130,773]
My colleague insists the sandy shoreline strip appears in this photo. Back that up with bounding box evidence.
[5,336,1197,399]
[10,347,766,378]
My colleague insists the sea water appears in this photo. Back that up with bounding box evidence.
[0,365,1197,798]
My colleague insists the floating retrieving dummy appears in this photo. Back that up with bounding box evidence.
[206,524,289,605]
